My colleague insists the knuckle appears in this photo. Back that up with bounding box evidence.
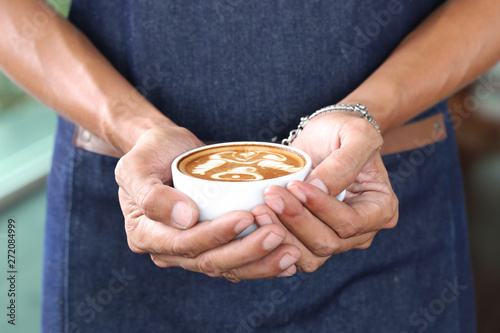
[285,199,307,216]
[125,222,147,254]
[197,256,222,278]
[310,239,341,257]
[127,239,145,254]
[210,233,227,249]
[297,259,322,273]
[126,223,152,251]
[357,239,373,250]
[337,221,361,239]
[115,155,138,186]
[382,195,399,230]
[124,219,138,234]
[127,222,174,255]
[136,185,159,218]
[171,238,198,258]
[150,255,171,268]
[220,272,242,283]
[304,197,329,216]
[385,215,398,230]
[114,158,126,185]
[390,191,399,210]
[311,244,339,257]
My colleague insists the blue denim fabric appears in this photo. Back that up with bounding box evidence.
[42,1,476,332]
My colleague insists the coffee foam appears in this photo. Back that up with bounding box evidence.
[178,144,305,181]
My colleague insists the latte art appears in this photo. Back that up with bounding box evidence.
[178,145,305,181]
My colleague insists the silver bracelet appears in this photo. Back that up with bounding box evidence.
[281,103,381,145]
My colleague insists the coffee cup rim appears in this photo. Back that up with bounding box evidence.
[171,141,312,183]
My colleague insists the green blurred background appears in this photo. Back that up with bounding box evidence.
[0,1,499,332]
[0,3,69,333]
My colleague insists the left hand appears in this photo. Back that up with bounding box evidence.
[251,111,398,274]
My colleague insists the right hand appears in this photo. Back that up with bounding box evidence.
[115,124,301,282]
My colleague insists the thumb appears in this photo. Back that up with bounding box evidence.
[115,155,199,229]
[305,133,381,197]
[133,181,199,229]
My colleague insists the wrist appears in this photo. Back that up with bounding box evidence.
[339,76,406,134]
[101,95,175,154]
[282,103,381,146]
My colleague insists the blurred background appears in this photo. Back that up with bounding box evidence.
[0,1,499,332]
[448,63,500,332]
[0,3,68,333]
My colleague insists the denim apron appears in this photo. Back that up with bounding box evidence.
[42,1,476,332]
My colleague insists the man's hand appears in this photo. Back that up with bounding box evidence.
[252,111,398,273]
[115,125,301,281]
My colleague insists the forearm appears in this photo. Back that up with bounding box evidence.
[0,0,171,154]
[341,0,500,133]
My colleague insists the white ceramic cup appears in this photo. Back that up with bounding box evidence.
[172,141,344,237]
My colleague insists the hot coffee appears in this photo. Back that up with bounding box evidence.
[177,144,306,181]
[172,142,313,234]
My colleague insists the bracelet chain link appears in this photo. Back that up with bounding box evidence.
[281,103,381,145]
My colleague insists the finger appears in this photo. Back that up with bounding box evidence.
[220,245,301,282]
[252,203,377,272]
[304,122,383,197]
[123,197,255,257]
[116,152,198,229]
[119,188,149,254]
[253,203,311,253]
[253,203,325,260]
[262,186,338,256]
[160,224,292,280]
[263,185,355,256]
[286,176,397,239]
[166,211,256,257]
[293,231,376,273]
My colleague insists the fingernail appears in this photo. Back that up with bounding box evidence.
[287,184,306,203]
[171,201,192,229]
[309,178,329,194]
[234,219,253,234]
[255,214,273,226]
[262,232,284,250]
[279,254,299,270]
[277,265,297,278]
[264,194,285,214]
